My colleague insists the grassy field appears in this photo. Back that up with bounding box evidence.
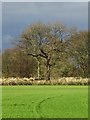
[2,86,88,118]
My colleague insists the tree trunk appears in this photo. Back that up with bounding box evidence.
[35,57,40,80]
[46,58,51,80]
[37,60,40,80]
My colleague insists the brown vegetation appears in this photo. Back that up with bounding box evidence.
[0,77,89,85]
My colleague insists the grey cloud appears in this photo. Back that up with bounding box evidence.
[2,2,88,49]
[2,0,89,2]
[3,2,88,28]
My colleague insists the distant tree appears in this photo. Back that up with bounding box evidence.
[2,49,11,77]
[2,48,37,78]
[68,31,88,77]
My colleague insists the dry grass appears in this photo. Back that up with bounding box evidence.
[0,77,89,85]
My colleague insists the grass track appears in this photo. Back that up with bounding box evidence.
[2,86,88,118]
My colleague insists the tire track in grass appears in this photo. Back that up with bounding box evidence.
[28,100,38,118]
[32,97,54,118]
[35,95,63,118]
[32,100,42,118]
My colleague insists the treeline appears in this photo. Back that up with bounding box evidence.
[2,23,89,80]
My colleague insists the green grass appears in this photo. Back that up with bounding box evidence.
[2,86,88,118]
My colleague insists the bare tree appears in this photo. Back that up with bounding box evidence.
[19,23,69,80]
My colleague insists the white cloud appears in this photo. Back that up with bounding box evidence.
[2,34,15,49]
[3,34,13,44]
[2,34,14,47]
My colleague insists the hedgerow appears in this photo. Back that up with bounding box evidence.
[0,77,89,85]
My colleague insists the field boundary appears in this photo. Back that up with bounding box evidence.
[0,77,89,85]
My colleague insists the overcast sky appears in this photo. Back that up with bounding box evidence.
[1,0,89,2]
[0,2,2,51]
[2,2,88,49]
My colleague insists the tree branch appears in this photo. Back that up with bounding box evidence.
[27,52,47,59]
[40,47,48,58]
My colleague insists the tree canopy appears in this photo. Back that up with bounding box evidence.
[2,23,89,79]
